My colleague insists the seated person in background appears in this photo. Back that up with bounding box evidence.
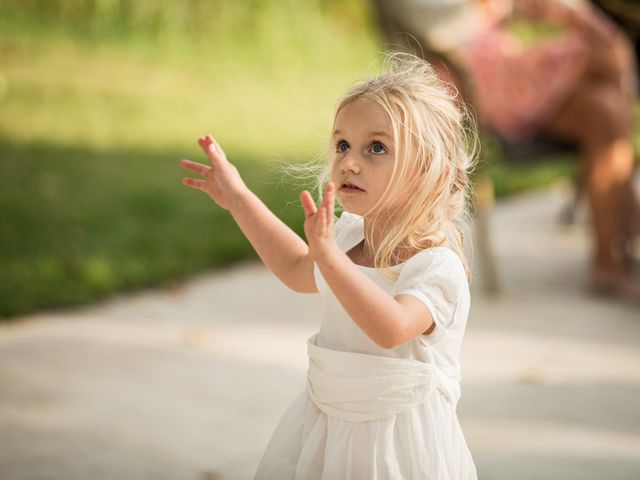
[372,0,640,299]
[590,0,640,81]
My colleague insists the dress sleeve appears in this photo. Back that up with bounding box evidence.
[392,248,468,344]
[332,211,363,252]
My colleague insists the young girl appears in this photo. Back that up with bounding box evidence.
[180,53,479,479]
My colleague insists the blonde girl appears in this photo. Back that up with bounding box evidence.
[180,52,479,479]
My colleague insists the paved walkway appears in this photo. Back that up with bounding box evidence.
[1,181,639,480]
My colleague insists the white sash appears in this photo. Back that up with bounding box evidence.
[306,333,461,422]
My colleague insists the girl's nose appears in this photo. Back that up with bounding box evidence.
[340,153,361,174]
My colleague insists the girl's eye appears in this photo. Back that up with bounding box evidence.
[370,142,387,154]
[336,140,349,153]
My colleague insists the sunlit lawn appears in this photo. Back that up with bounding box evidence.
[0,21,384,317]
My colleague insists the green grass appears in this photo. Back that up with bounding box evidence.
[0,4,381,318]
[0,138,310,317]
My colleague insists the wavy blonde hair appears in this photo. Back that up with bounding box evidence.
[319,52,479,281]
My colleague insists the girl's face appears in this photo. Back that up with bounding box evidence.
[330,98,396,217]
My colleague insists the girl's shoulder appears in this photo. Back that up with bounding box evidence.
[399,245,466,276]
[404,245,461,264]
[333,211,364,250]
[333,211,466,277]
[334,210,362,230]
[394,246,469,299]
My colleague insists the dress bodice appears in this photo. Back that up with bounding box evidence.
[312,212,471,376]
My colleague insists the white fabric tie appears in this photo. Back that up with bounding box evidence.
[306,333,461,422]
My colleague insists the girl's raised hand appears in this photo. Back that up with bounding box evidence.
[180,134,248,211]
[301,182,337,261]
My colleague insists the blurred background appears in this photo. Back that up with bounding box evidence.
[0,0,585,319]
[1,1,639,480]
[0,0,377,317]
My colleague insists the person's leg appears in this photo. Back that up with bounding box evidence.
[541,78,640,295]
[580,27,640,250]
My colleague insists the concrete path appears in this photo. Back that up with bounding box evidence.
[1,181,639,480]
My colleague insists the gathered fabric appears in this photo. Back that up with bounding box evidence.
[306,333,461,422]
[254,212,477,479]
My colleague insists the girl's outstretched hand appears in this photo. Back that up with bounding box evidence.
[180,134,248,211]
[301,182,337,261]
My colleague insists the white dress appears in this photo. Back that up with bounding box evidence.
[254,212,478,479]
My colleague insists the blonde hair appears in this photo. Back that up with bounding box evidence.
[319,51,479,281]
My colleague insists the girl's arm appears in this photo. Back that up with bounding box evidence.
[301,185,435,349]
[181,134,317,293]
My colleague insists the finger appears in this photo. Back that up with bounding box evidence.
[180,159,211,176]
[182,178,207,191]
[198,134,225,168]
[208,134,225,154]
[321,182,330,208]
[317,204,326,237]
[320,184,329,230]
[320,182,334,230]
[326,182,335,230]
[322,182,336,211]
[300,191,318,218]
[329,181,335,213]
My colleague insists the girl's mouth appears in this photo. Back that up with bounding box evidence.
[339,183,365,194]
